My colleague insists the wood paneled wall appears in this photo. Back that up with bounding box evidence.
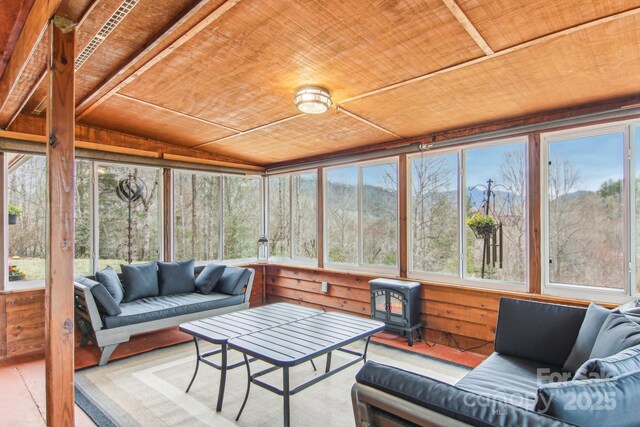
[262,264,603,356]
[1,289,45,357]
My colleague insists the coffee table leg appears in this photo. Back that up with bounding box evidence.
[235,354,252,422]
[186,337,200,393]
[283,366,290,427]
[216,344,228,412]
[325,351,332,373]
[363,336,372,362]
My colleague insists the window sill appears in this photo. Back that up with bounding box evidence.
[4,279,45,292]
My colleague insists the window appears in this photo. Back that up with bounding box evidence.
[465,142,527,283]
[174,171,221,261]
[98,163,161,271]
[269,175,291,258]
[223,175,262,260]
[75,160,93,276]
[325,160,398,270]
[409,139,526,288]
[544,125,629,299]
[410,153,458,275]
[635,125,640,295]
[267,172,317,261]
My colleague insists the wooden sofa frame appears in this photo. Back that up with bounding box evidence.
[74,269,255,365]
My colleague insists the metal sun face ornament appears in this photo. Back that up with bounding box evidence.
[294,86,332,114]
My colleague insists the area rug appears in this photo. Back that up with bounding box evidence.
[75,340,469,427]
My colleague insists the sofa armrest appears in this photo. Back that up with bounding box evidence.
[354,361,575,427]
[74,281,104,331]
[243,268,255,304]
[494,298,586,367]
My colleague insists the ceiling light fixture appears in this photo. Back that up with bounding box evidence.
[294,86,332,114]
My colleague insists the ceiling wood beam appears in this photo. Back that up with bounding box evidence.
[76,0,243,120]
[115,93,241,133]
[7,114,263,170]
[0,0,63,127]
[335,106,403,139]
[441,0,493,55]
[194,113,305,148]
[339,6,640,106]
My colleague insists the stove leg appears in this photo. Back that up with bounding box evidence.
[408,330,414,347]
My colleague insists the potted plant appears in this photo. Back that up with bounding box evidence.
[8,204,22,225]
[467,212,497,239]
[8,264,26,281]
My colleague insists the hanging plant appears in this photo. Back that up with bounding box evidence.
[467,212,497,240]
[8,204,22,225]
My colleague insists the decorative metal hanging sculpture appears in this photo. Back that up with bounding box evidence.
[116,172,147,264]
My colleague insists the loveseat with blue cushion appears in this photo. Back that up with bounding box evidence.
[74,260,254,365]
[352,298,640,427]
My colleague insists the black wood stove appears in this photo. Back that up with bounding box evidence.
[369,278,423,346]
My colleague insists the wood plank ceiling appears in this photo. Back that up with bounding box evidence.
[1,0,640,166]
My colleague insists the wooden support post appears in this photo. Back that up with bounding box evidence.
[399,154,408,278]
[45,15,75,427]
[317,167,324,269]
[163,168,173,262]
[0,152,7,291]
[527,133,542,294]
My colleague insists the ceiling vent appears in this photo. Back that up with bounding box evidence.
[75,0,140,71]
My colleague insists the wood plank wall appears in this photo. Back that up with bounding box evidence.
[262,264,605,355]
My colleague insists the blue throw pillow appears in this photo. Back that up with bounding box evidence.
[590,312,640,359]
[120,261,159,302]
[95,265,124,305]
[195,263,226,295]
[535,371,640,427]
[217,267,251,295]
[563,303,610,373]
[158,260,195,296]
[574,345,640,381]
[74,275,121,316]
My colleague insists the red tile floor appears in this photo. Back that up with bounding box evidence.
[0,328,487,426]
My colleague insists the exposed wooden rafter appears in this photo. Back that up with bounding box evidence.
[0,0,63,127]
[338,6,640,106]
[441,0,494,55]
[76,0,243,120]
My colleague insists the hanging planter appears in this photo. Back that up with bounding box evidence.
[467,213,497,240]
[8,204,22,225]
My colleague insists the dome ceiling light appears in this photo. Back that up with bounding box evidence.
[294,86,332,114]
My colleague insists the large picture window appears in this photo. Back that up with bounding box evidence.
[409,138,526,288]
[325,159,398,271]
[543,124,631,300]
[267,172,317,261]
[174,171,221,261]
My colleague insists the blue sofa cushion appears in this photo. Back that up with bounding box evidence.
[457,353,560,410]
[356,361,573,427]
[94,266,124,304]
[217,267,251,295]
[563,303,610,374]
[121,261,159,302]
[74,275,121,316]
[103,292,244,329]
[574,345,640,380]
[495,298,585,367]
[590,312,640,359]
[535,371,640,427]
[158,260,195,296]
[194,263,225,295]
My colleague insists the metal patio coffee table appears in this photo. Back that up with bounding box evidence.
[179,303,322,411]
[228,311,384,427]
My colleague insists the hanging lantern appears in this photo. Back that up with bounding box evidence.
[257,235,269,264]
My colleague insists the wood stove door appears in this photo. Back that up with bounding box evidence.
[388,290,406,326]
[371,289,388,322]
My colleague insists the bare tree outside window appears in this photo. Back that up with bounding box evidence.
[547,133,625,289]
[223,175,261,260]
[292,173,317,259]
[269,176,291,258]
[326,167,358,264]
[410,154,458,274]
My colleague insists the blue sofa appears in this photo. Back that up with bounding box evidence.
[74,263,254,365]
[352,298,640,427]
